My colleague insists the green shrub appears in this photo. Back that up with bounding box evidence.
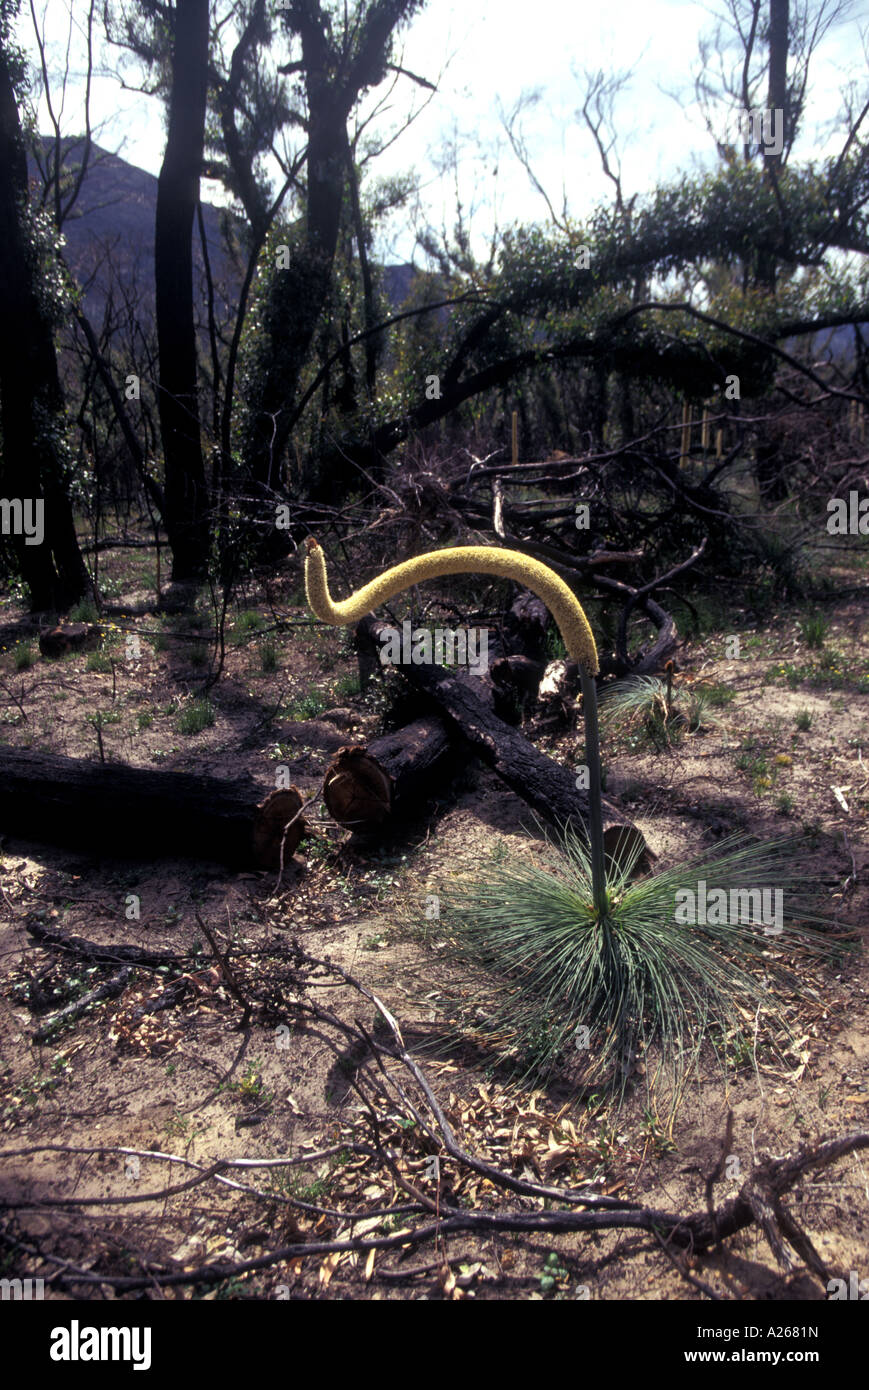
[69,599,99,624]
[287,689,328,721]
[177,699,215,735]
[259,638,279,672]
[232,610,265,645]
[334,672,360,699]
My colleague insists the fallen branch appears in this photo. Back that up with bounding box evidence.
[26,918,188,971]
[31,967,133,1043]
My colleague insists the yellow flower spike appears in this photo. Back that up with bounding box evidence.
[304,538,599,676]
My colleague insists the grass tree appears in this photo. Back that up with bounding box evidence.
[305,539,851,1109]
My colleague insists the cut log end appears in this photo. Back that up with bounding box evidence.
[39,623,101,658]
[602,822,655,873]
[323,746,393,828]
[251,787,306,870]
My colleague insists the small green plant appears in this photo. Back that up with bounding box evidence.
[69,599,99,623]
[86,650,112,673]
[87,707,121,727]
[799,613,829,649]
[177,699,215,735]
[12,642,34,670]
[334,671,360,699]
[602,671,722,747]
[287,688,328,721]
[539,1251,570,1292]
[729,1032,755,1070]
[795,709,813,731]
[363,932,389,950]
[818,646,843,671]
[776,792,794,815]
[545,628,568,660]
[232,610,265,645]
[137,711,153,730]
[736,738,769,784]
[817,1080,834,1111]
[641,1108,677,1155]
[228,1062,269,1104]
[696,682,735,708]
[259,637,279,672]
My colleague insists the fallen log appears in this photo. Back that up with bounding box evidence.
[0,748,304,869]
[322,716,458,829]
[355,618,650,865]
[31,967,133,1043]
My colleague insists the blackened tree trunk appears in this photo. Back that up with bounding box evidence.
[0,41,90,610]
[755,0,789,294]
[242,1,424,497]
[154,0,210,580]
[766,0,789,172]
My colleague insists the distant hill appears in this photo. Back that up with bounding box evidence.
[27,138,418,333]
[28,138,240,329]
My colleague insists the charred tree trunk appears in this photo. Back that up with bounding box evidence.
[155,0,210,580]
[0,44,90,610]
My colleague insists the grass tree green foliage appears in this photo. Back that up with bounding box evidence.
[439,827,847,1111]
[600,672,725,749]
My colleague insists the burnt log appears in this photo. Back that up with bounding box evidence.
[0,748,304,869]
[355,618,649,866]
[39,623,101,658]
[322,716,457,829]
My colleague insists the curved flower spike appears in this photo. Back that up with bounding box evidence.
[304,539,599,676]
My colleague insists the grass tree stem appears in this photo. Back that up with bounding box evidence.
[580,666,608,920]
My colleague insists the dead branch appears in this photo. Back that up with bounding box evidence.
[25,918,189,971]
[31,967,133,1043]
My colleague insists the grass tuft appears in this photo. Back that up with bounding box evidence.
[437,825,849,1113]
[177,698,215,735]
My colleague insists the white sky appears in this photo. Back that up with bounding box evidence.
[17,0,868,264]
